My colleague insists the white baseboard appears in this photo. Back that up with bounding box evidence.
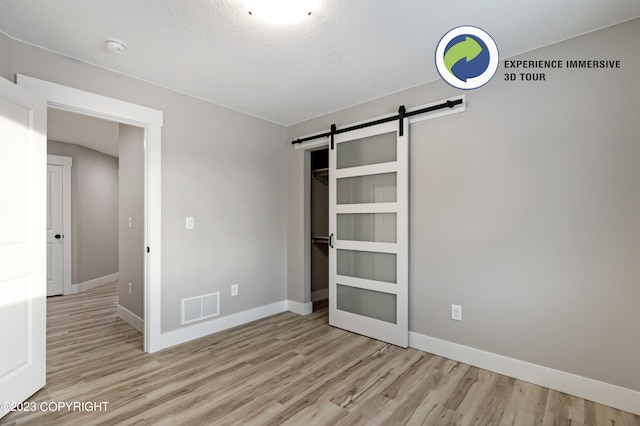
[409,332,640,416]
[71,272,119,294]
[287,299,313,315]
[117,304,144,333]
[157,301,287,351]
[311,289,328,302]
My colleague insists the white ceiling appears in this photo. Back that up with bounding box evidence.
[1,0,639,126]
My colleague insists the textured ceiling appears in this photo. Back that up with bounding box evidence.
[1,0,639,125]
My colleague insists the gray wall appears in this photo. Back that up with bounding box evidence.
[0,32,11,80]
[3,36,288,333]
[118,124,144,318]
[287,18,640,392]
[47,141,119,284]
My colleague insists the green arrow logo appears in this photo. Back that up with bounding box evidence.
[443,36,483,75]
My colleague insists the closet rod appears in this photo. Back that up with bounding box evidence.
[291,98,463,146]
[311,236,329,245]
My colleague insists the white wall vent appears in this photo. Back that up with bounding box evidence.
[181,292,220,325]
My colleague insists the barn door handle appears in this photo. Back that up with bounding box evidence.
[329,233,334,248]
[55,234,62,239]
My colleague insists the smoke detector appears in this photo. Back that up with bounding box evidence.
[105,39,126,54]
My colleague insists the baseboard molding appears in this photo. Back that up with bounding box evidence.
[287,299,313,315]
[71,272,119,294]
[409,332,640,416]
[157,301,287,351]
[311,289,328,302]
[117,304,144,333]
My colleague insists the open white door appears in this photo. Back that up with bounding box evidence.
[328,119,408,347]
[0,77,47,419]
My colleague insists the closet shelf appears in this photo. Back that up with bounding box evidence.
[312,168,328,185]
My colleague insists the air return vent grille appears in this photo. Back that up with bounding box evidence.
[182,292,220,325]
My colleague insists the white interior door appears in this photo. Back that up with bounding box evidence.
[329,119,408,347]
[0,77,47,419]
[47,164,64,296]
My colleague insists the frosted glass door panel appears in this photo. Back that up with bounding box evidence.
[337,249,396,283]
[337,172,396,205]
[337,285,397,324]
[337,131,396,169]
[337,213,397,243]
[329,118,408,347]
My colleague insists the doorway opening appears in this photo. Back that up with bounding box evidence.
[17,74,163,353]
[46,109,145,335]
[310,148,329,311]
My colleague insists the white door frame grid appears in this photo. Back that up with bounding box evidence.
[18,75,163,353]
[328,119,409,348]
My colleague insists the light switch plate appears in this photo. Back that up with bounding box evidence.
[186,217,194,230]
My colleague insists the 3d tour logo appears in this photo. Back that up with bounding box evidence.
[435,26,499,89]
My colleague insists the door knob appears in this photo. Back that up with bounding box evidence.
[54,234,62,239]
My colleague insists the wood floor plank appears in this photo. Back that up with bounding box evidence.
[497,380,548,425]
[2,281,639,426]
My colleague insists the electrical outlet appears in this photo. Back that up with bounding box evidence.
[128,282,132,294]
[451,304,462,321]
[186,217,195,230]
[231,284,238,297]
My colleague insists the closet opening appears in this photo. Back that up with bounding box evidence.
[310,148,329,310]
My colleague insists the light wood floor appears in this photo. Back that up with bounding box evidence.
[2,282,639,426]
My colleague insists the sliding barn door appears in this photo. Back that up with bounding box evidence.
[328,119,408,347]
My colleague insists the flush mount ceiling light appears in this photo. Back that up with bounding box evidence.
[105,39,126,54]
[243,0,318,24]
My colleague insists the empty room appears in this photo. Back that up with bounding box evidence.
[0,0,639,425]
